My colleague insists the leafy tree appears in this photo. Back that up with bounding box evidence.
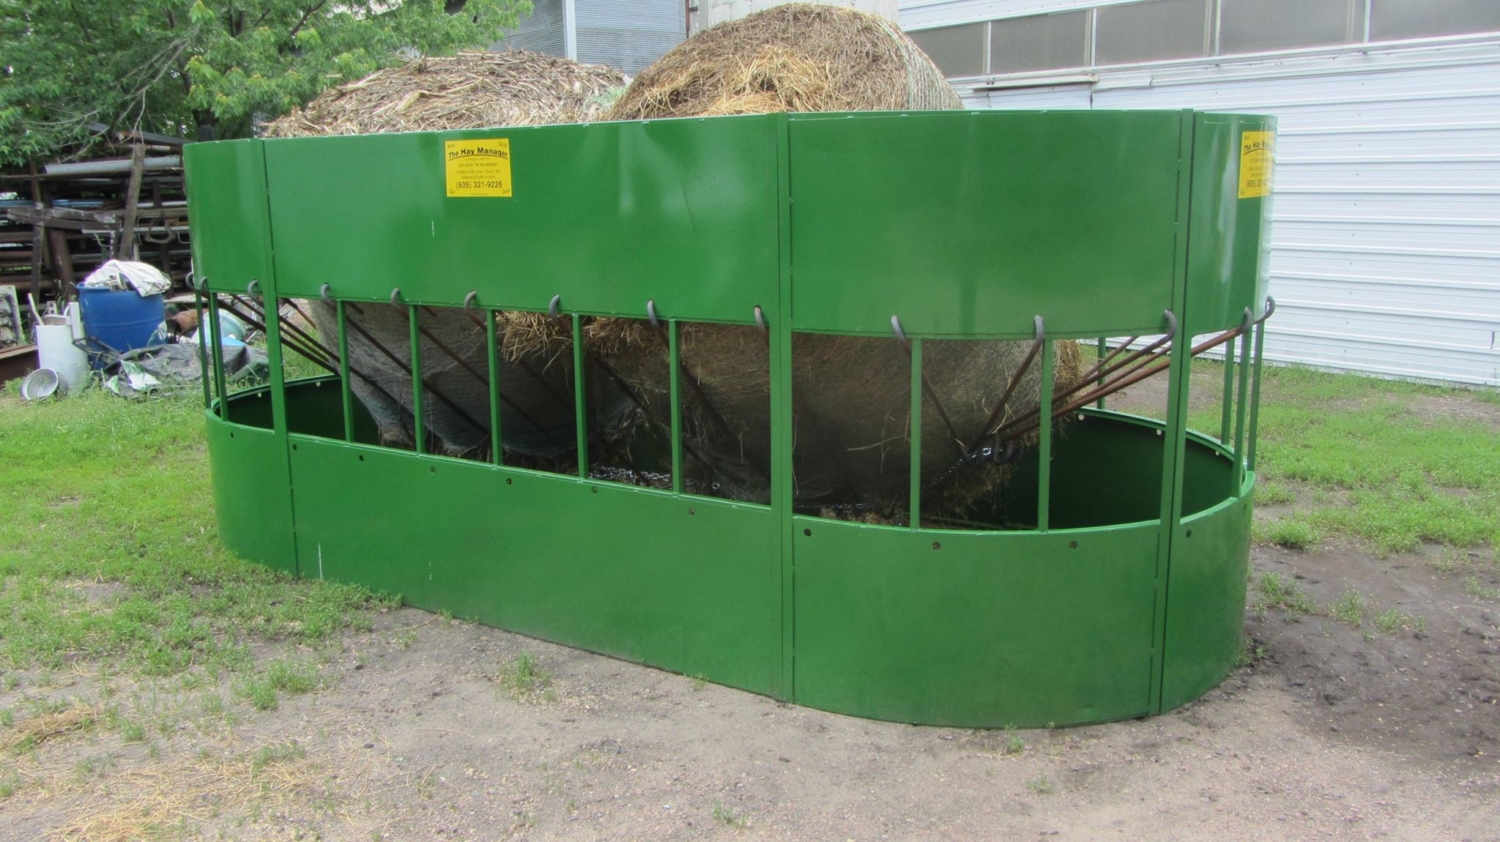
[0,0,531,166]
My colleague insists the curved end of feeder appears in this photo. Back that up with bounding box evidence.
[1262,295,1277,322]
[1032,315,1045,343]
[463,290,479,311]
[320,283,332,302]
[647,299,660,328]
[548,294,561,317]
[1162,309,1179,339]
[390,287,402,306]
[753,305,767,334]
[890,314,908,347]
[246,279,260,296]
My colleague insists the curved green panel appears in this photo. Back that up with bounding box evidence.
[205,413,295,574]
[286,435,782,695]
[792,519,1158,727]
[1185,113,1277,334]
[1160,481,1255,711]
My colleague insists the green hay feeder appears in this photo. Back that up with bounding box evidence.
[186,110,1275,727]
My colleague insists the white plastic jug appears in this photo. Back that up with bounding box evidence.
[35,322,90,393]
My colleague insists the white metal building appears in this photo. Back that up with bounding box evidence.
[902,0,1500,386]
[497,0,686,74]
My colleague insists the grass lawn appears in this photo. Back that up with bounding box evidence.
[0,387,391,706]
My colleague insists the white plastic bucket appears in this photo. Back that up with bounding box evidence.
[35,322,90,393]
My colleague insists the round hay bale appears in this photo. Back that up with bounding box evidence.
[270,51,627,457]
[605,4,960,120]
[264,50,626,137]
[589,5,1079,521]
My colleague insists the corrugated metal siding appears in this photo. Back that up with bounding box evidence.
[900,2,1500,385]
[576,0,684,73]
[498,0,567,57]
[1091,56,1500,386]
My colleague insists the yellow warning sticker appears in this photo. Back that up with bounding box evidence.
[1237,130,1273,199]
[445,139,512,197]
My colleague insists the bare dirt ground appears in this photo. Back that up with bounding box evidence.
[3,380,1499,841]
[2,539,1498,841]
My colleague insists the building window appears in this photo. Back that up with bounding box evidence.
[1094,0,1209,65]
[1369,0,1500,40]
[1220,0,1357,54]
[989,11,1091,74]
[908,23,988,78]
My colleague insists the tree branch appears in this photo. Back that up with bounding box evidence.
[287,1,330,42]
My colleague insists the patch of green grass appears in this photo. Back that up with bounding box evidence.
[1234,635,1268,668]
[0,767,20,798]
[1328,590,1366,628]
[1026,775,1054,795]
[1004,730,1025,755]
[1256,482,1295,506]
[0,390,393,682]
[234,658,319,711]
[495,652,551,700]
[1251,572,1317,617]
[1254,517,1321,551]
[1373,609,1425,635]
[1465,576,1500,601]
[1243,365,1500,555]
[713,802,746,829]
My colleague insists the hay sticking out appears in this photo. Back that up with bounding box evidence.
[1,702,98,751]
[263,50,626,137]
[606,3,960,120]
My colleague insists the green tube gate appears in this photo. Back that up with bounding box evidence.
[186,109,1275,727]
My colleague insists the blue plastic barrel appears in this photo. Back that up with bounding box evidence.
[78,287,166,365]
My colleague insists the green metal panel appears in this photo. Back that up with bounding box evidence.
[1159,482,1254,711]
[205,413,296,575]
[287,436,781,694]
[785,111,1185,338]
[185,140,275,294]
[1185,113,1277,334]
[792,518,1158,727]
[260,117,781,322]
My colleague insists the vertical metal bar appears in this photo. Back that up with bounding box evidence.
[337,300,353,443]
[1036,338,1054,532]
[486,309,502,466]
[908,337,923,527]
[1095,336,1107,409]
[572,312,588,478]
[772,113,795,702]
[1150,109,1201,715]
[207,293,227,419]
[1247,318,1267,472]
[193,283,211,411]
[408,304,425,455]
[668,319,684,494]
[262,289,288,435]
[1232,328,1253,490]
[1219,332,1236,443]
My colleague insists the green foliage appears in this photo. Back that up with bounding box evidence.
[0,0,530,165]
